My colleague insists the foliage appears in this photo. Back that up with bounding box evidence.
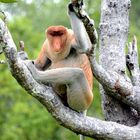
[0,0,17,3]
[0,0,139,140]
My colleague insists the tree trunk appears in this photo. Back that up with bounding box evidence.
[99,0,137,126]
[1,0,140,139]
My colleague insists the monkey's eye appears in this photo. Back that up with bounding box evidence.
[49,31,64,36]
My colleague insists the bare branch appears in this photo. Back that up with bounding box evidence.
[126,36,140,86]
[89,54,140,113]
[18,41,28,60]
[70,0,140,116]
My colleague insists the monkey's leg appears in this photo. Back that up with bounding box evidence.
[25,61,93,112]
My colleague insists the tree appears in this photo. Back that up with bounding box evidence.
[0,0,140,139]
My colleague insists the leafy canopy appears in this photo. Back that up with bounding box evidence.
[0,0,17,3]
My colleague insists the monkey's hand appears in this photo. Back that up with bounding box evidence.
[18,51,28,60]
[24,60,40,81]
[25,60,51,86]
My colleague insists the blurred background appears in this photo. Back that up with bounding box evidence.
[0,0,139,140]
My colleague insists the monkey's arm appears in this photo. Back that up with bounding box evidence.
[25,61,93,112]
[17,41,51,70]
[34,43,51,70]
[68,4,92,53]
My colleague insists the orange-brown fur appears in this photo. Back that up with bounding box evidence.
[35,26,93,107]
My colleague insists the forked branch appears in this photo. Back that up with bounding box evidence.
[1,0,140,139]
[126,36,140,86]
[71,0,140,114]
[1,14,140,140]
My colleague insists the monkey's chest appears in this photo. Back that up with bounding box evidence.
[50,57,79,68]
[50,54,92,98]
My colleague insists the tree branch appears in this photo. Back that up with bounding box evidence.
[126,36,140,86]
[98,0,139,125]
[1,16,140,140]
[70,0,140,116]
[70,0,132,96]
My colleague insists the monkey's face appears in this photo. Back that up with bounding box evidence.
[46,26,68,53]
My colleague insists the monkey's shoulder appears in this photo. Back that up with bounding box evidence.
[50,49,89,69]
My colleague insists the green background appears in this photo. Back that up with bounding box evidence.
[0,0,139,140]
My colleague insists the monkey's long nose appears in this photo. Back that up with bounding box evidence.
[53,45,61,52]
[52,39,62,52]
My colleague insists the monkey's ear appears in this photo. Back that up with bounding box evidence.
[45,29,48,36]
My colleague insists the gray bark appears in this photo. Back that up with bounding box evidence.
[99,0,138,125]
[1,0,140,139]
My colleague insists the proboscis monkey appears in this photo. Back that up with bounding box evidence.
[25,4,93,113]
[23,4,94,140]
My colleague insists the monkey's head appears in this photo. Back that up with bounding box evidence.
[46,26,69,53]
[46,26,74,61]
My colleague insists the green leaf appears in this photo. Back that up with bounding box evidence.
[0,0,17,3]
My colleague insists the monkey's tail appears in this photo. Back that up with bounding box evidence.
[79,110,87,140]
